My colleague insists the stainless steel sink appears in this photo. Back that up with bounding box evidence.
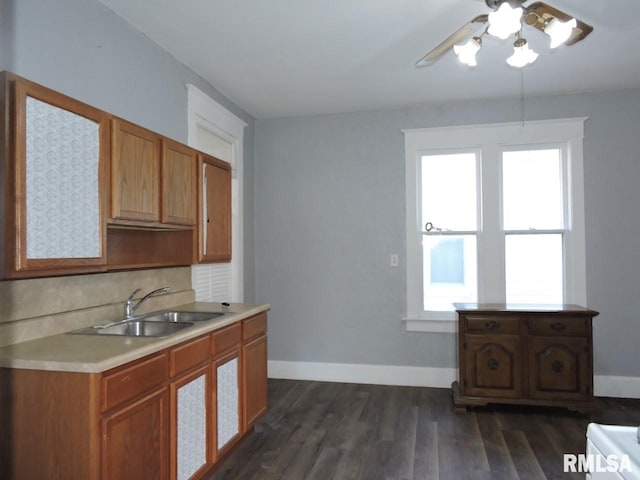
[70,320,194,337]
[68,310,224,337]
[142,311,224,323]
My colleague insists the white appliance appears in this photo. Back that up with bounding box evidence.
[586,423,640,479]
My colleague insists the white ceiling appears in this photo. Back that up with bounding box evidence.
[98,0,640,119]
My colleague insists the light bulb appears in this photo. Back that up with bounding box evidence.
[545,17,577,48]
[488,3,523,40]
[506,38,539,68]
[454,37,482,67]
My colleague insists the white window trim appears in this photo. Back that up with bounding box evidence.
[187,84,247,302]
[402,118,588,333]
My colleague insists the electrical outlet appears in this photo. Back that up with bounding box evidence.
[390,254,399,267]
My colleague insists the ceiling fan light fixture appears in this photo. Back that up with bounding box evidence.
[453,37,482,67]
[488,3,523,40]
[544,17,577,48]
[506,37,539,67]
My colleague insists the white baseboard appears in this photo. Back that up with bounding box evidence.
[594,375,640,399]
[268,360,456,388]
[268,360,640,399]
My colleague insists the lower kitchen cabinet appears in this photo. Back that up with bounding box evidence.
[171,366,210,480]
[453,303,598,413]
[102,388,170,480]
[241,313,268,431]
[213,350,241,456]
[242,334,268,430]
[0,312,269,480]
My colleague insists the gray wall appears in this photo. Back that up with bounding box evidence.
[0,0,14,70]
[255,89,640,378]
[3,0,256,299]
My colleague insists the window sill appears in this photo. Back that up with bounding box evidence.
[402,317,457,333]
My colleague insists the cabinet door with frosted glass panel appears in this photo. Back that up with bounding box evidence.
[2,74,108,278]
[213,350,241,457]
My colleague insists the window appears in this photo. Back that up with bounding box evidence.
[403,119,587,332]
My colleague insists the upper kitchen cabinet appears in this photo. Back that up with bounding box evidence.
[110,119,197,229]
[107,121,197,270]
[110,118,161,224]
[0,72,109,279]
[198,153,231,263]
[161,139,197,226]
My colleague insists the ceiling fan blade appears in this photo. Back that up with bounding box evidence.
[415,14,488,67]
[525,2,593,46]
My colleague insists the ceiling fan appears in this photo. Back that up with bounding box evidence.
[416,0,593,67]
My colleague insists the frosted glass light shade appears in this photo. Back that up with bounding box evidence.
[488,3,523,40]
[453,37,482,67]
[506,39,539,67]
[545,17,577,48]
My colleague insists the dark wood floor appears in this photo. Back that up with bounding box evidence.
[209,379,640,480]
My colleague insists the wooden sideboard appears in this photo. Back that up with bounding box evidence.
[453,303,599,414]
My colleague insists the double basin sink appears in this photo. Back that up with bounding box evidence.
[69,310,225,338]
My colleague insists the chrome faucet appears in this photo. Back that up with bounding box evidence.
[124,287,170,319]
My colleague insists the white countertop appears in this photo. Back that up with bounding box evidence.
[0,302,270,374]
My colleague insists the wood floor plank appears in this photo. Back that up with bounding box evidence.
[502,429,546,480]
[474,409,519,480]
[411,410,438,480]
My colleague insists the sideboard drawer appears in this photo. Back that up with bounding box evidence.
[529,317,588,337]
[464,315,520,334]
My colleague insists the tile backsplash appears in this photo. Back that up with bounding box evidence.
[0,267,195,347]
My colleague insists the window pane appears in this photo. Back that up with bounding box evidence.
[423,235,477,311]
[505,234,563,304]
[422,153,477,231]
[502,149,563,230]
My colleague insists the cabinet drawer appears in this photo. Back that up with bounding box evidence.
[464,315,520,334]
[170,335,210,377]
[529,317,588,337]
[242,313,267,341]
[211,323,241,356]
[102,352,168,412]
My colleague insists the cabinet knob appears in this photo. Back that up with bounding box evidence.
[485,321,500,330]
[207,218,211,224]
[551,360,565,373]
[487,358,500,370]
[550,322,566,331]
